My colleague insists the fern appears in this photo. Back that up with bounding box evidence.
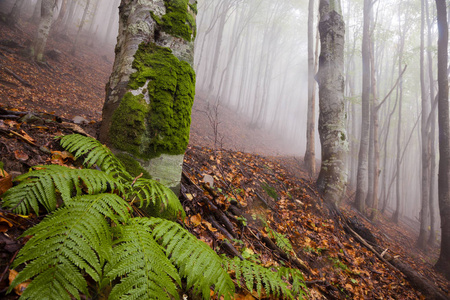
[225,257,307,299]
[127,177,185,220]
[59,134,132,182]
[8,194,130,299]
[266,224,294,254]
[105,218,181,300]
[1,134,304,300]
[149,218,235,300]
[1,165,121,215]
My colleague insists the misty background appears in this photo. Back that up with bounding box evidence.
[1,0,440,240]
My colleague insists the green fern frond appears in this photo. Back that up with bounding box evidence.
[278,266,308,297]
[1,165,122,215]
[225,257,307,299]
[148,218,235,300]
[59,134,132,182]
[127,178,185,219]
[266,226,294,254]
[9,194,130,299]
[105,218,181,300]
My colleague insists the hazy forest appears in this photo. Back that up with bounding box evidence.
[0,0,450,299]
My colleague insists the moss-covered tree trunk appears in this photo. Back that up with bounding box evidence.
[99,0,197,195]
[316,0,347,207]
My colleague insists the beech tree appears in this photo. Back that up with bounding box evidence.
[304,0,316,176]
[99,0,197,195]
[435,0,450,280]
[31,0,57,62]
[316,0,347,207]
[354,0,371,213]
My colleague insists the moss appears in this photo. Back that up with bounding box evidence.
[110,42,195,159]
[189,2,198,15]
[151,0,196,42]
[109,92,151,157]
[116,153,152,179]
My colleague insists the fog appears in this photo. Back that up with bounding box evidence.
[2,0,442,239]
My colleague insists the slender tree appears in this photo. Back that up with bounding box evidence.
[316,0,347,207]
[31,0,57,62]
[435,0,450,280]
[304,0,316,176]
[6,0,25,26]
[99,0,197,195]
[418,0,430,250]
[355,0,371,213]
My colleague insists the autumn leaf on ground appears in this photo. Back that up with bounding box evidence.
[9,269,30,295]
[14,149,29,161]
[0,213,13,233]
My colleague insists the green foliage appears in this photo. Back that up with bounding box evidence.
[261,182,278,200]
[1,165,121,215]
[224,257,307,299]
[263,221,294,254]
[1,134,308,299]
[150,218,235,299]
[59,134,132,182]
[1,134,232,299]
[9,194,129,299]
[127,177,185,220]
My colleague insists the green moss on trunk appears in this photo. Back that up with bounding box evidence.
[150,0,196,41]
[109,42,195,160]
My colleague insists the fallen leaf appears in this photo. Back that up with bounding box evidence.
[14,150,28,161]
[190,214,202,226]
[9,269,30,295]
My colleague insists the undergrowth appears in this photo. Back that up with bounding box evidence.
[1,134,307,299]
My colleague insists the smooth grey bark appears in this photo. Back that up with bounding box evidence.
[435,0,450,281]
[31,0,57,62]
[316,0,347,207]
[426,0,437,246]
[304,0,316,176]
[99,0,196,194]
[393,5,406,224]
[355,0,371,213]
[418,0,430,250]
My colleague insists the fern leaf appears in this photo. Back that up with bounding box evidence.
[1,165,122,215]
[224,257,307,299]
[105,218,181,300]
[127,178,185,219]
[9,194,130,299]
[148,218,234,300]
[59,134,132,182]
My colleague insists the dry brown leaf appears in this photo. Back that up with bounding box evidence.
[9,269,30,295]
[14,150,29,162]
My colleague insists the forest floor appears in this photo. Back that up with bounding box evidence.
[0,13,449,300]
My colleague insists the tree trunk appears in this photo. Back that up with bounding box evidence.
[355,0,371,213]
[418,0,430,250]
[99,0,197,195]
[426,0,437,248]
[304,0,316,176]
[435,0,450,281]
[31,0,56,62]
[7,0,25,26]
[316,0,347,207]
